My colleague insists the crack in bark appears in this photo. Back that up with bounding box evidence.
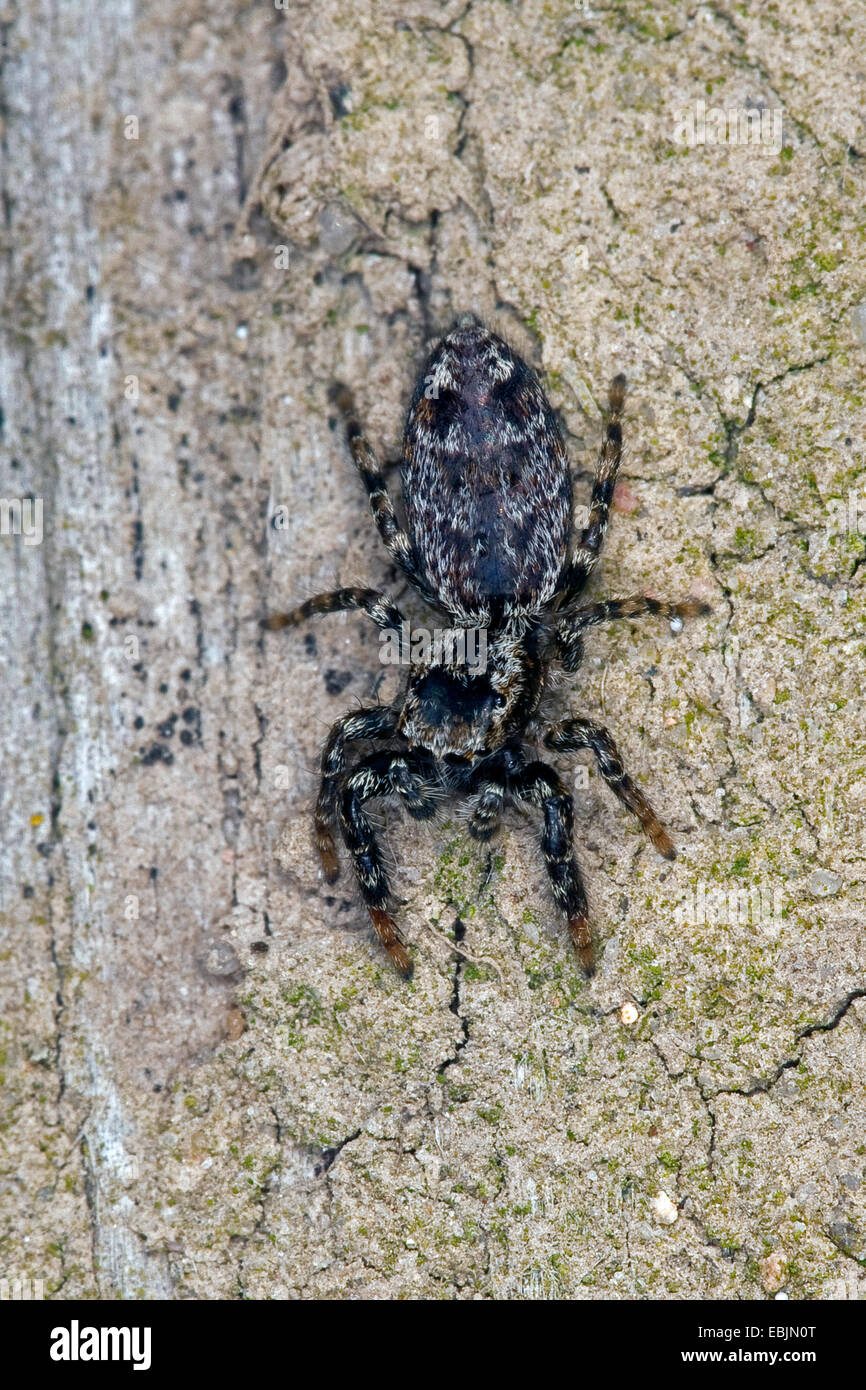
[649,989,866,1208]
[694,988,866,1105]
[437,914,471,1078]
[315,1127,362,1178]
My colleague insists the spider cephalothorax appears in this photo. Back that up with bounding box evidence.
[399,619,538,760]
[264,313,709,977]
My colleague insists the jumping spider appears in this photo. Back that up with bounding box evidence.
[264,313,709,977]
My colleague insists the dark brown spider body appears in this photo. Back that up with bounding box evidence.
[403,314,573,624]
[264,314,710,977]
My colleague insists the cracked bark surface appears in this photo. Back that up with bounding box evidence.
[1,0,864,1299]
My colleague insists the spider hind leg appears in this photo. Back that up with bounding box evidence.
[331,383,435,604]
[559,373,626,607]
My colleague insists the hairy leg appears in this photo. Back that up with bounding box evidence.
[337,749,439,975]
[556,594,710,651]
[465,748,526,842]
[261,585,405,641]
[512,759,594,973]
[331,384,436,604]
[544,717,676,859]
[338,752,411,975]
[558,373,626,608]
[387,750,439,821]
[555,629,584,673]
[467,767,507,842]
[315,707,399,881]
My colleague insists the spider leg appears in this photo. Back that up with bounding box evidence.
[556,594,710,648]
[467,760,509,841]
[555,630,584,673]
[558,372,626,608]
[512,760,594,974]
[338,749,435,976]
[332,384,437,605]
[261,586,405,640]
[315,706,399,881]
[544,717,676,859]
[388,751,439,820]
[468,776,506,842]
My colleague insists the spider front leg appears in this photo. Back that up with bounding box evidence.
[466,749,525,842]
[544,717,676,859]
[261,590,408,878]
[338,749,437,976]
[512,760,594,974]
[467,763,508,842]
[315,707,399,881]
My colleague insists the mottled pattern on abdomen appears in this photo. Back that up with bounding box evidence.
[402,316,573,624]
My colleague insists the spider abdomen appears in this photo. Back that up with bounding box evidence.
[402,314,573,622]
